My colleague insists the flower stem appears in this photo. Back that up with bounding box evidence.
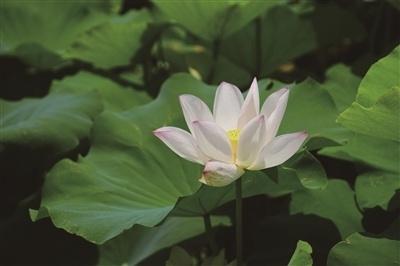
[235,178,243,266]
[203,213,218,255]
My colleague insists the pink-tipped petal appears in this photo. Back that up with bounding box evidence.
[248,131,308,170]
[199,161,244,187]
[192,121,232,163]
[153,127,208,164]
[179,94,213,134]
[237,115,266,168]
[213,82,244,131]
[237,77,260,129]
[260,88,290,142]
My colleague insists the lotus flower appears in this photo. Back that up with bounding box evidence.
[153,78,308,187]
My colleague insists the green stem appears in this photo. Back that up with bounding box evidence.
[206,39,221,83]
[203,213,218,255]
[236,178,243,266]
[255,16,262,77]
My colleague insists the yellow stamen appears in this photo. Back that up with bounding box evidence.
[227,129,240,161]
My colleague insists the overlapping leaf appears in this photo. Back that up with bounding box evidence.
[338,46,400,142]
[51,71,151,111]
[338,88,400,142]
[327,233,400,266]
[0,89,102,153]
[0,0,117,67]
[290,180,363,238]
[355,171,400,211]
[323,64,361,113]
[153,0,277,41]
[320,46,400,173]
[65,11,153,69]
[99,216,230,266]
[319,134,399,174]
[355,46,400,107]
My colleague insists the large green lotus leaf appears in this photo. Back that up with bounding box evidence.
[220,5,317,76]
[327,233,400,266]
[338,88,400,142]
[355,171,400,211]
[98,216,230,266]
[153,0,277,41]
[37,111,201,244]
[323,64,361,113]
[35,74,217,244]
[51,71,151,111]
[319,134,400,174]
[288,240,313,266]
[290,180,363,238]
[356,45,400,107]
[64,11,151,69]
[0,89,102,152]
[0,0,117,67]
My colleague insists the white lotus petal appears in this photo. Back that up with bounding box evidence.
[237,77,260,129]
[248,132,308,170]
[237,115,266,168]
[192,121,232,163]
[213,82,244,131]
[153,127,208,164]
[261,88,289,142]
[199,161,244,187]
[261,87,289,117]
[179,94,213,134]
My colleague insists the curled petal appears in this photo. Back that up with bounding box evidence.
[213,82,244,131]
[261,88,289,142]
[238,77,260,129]
[248,131,308,170]
[199,161,244,187]
[179,94,213,134]
[153,127,208,164]
[237,115,266,168]
[192,121,232,163]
